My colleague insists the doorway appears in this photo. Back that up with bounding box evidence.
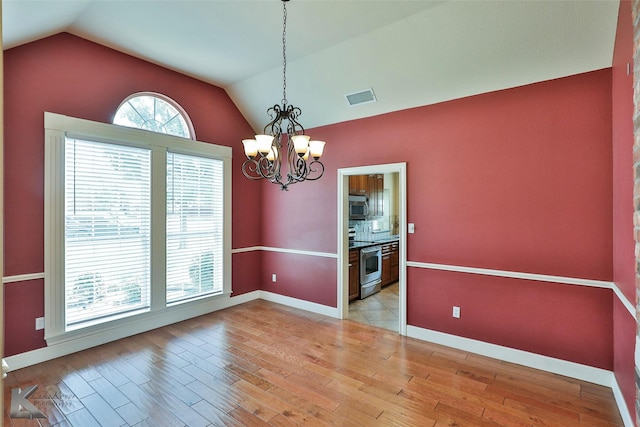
[337,163,407,335]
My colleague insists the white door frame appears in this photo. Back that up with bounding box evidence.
[337,163,407,335]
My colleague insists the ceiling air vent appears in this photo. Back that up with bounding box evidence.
[345,88,377,107]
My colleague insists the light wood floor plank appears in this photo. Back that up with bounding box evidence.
[3,300,624,426]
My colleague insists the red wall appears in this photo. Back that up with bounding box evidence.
[3,33,262,356]
[3,29,622,382]
[262,69,614,369]
[407,269,613,368]
[261,252,336,307]
[613,1,635,304]
[612,0,637,419]
[307,71,613,278]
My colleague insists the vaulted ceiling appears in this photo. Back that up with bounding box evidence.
[3,0,620,132]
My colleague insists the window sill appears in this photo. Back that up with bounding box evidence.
[45,291,232,348]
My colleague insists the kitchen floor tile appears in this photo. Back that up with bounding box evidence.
[346,311,367,322]
[361,309,396,321]
[347,282,398,331]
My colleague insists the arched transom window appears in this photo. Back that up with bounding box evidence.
[113,92,195,139]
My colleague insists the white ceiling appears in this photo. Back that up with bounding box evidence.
[3,0,620,133]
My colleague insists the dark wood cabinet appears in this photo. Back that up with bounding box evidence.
[390,241,399,282]
[381,243,392,285]
[350,174,384,216]
[348,249,360,300]
[381,241,399,287]
[366,175,378,216]
[349,175,367,195]
[374,174,384,216]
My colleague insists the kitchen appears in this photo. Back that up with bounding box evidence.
[347,172,400,330]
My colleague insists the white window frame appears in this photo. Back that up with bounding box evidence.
[113,92,196,140]
[44,112,232,346]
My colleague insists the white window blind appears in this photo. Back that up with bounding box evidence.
[64,138,151,328]
[166,152,224,303]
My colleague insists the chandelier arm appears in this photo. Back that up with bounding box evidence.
[286,152,308,183]
[255,156,277,180]
[302,160,325,181]
[241,159,264,180]
[287,137,307,183]
[264,105,284,136]
[285,105,305,135]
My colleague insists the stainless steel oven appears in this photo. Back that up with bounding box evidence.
[360,245,382,299]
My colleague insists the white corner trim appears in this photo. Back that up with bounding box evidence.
[3,272,45,284]
[407,262,636,322]
[612,282,636,319]
[231,246,264,254]
[612,374,635,427]
[259,290,340,318]
[636,335,640,377]
[407,261,613,289]
[232,246,337,259]
[406,325,613,387]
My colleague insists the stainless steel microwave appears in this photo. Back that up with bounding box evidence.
[349,195,368,220]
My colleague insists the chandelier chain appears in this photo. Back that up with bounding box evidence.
[282,1,288,105]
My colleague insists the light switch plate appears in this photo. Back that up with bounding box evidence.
[452,306,460,319]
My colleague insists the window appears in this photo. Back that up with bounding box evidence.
[166,152,224,303]
[65,139,151,328]
[45,112,231,344]
[113,92,195,139]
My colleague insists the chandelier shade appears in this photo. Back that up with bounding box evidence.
[240,0,326,191]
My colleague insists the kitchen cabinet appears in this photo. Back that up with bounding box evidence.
[349,249,360,300]
[350,174,384,216]
[366,174,384,217]
[381,244,392,286]
[381,241,399,287]
[376,174,385,216]
[390,241,399,282]
[349,175,367,195]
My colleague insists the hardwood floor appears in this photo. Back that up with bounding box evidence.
[3,300,623,426]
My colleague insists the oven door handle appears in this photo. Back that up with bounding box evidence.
[361,246,381,255]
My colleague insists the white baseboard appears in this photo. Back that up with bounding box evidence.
[258,290,340,318]
[5,290,333,371]
[407,325,634,426]
[257,292,635,427]
[612,375,635,427]
[5,290,261,371]
[406,325,612,386]
[4,291,633,427]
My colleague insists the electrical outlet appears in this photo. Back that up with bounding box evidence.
[452,306,460,319]
[35,317,45,330]
[408,223,415,233]
[272,274,277,282]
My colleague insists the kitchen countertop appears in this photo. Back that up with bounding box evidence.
[348,235,399,250]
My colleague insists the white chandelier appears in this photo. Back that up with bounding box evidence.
[241,0,326,191]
